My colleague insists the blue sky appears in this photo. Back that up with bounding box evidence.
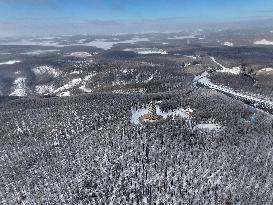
[0,0,273,36]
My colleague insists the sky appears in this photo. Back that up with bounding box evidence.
[0,0,273,36]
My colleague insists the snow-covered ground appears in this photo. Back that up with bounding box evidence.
[223,41,234,47]
[54,78,82,93]
[210,57,240,75]
[131,105,189,125]
[112,79,127,86]
[70,70,82,75]
[84,37,150,50]
[0,39,64,47]
[68,52,93,58]
[79,40,115,50]
[254,39,273,46]
[121,68,135,74]
[79,72,96,93]
[258,68,273,73]
[144,72,157,82]
[58,91,71,97]
[168,35,195,40]
[0,37,150,49]
[0,60,21,65]
[32,66,61,77]
[184,55,197,59]
[123,48,167,55]
[77,39,86,44]
[22,49,59,55]
[131,104,222,132]
[35,85,55,95]
[9,77,27,97]
[193,123,222,131]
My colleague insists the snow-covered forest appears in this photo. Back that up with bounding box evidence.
[1,31,273,204]
[1,88,273,204]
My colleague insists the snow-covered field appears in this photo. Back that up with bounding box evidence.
[77,39,87,44]
[184,55,198,59]
[0,60,21,65]
[70,70,81,75]
[68,52,93,58]
[193,123,221,131]
[84,37,150,50]
[58,91,71,97]
[55,78,82,94]
[0,36,150,50]
[210,57,240,75]
[131,105,189,125]
[32,66,61,77]
[168,35,195,40]
[223,41,234,47]
[0,39,64,47]
[22,49,59,55]
[254,39,273,46]
[124,48,168,55]
[131,104,222,132]
[9,77,27,97]
[35,85,55,95]
[79,72,96,93]
[258,68,273,73]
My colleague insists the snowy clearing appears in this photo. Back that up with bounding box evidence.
[22,49,59,55]
[70,70,82,75]
[124,48,168,55]
[9,77,27,97]
[168,35,195,40]
[254,39,273,46]
[0,60,21,65]
[68,52,93,58]
[79,73,96,93]
[131,105,189,125]
[210,57,240,75]
[223,41,234,47]
[0,39,64,47]
[54,78,82,93]
[258,68,273,73]
[58,91,71,97]
[35,85,55,95]
[184,55,197,59]
[193,123,222,131]
[84,37,150,50]
[32,66,61,77]
[79,85,92,93]
[77,39,87,44]
[112,80,127,86]
[0,37,149,49]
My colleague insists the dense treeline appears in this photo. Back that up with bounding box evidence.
[1,90,273,204]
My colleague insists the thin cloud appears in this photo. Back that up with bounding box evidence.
[0,0,61,8]
[258,9,273,13]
